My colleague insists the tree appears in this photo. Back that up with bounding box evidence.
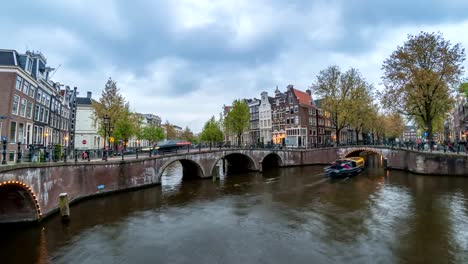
[163,121,176,139]
[142,125,165,152]
[314,66,373,144]
[460,82,468,97]
[224,99,250,146]
[181,126,194,142]
[112,109,136,147]
[381,32,465,141]
[92,78,128,137]
[383,112,405,139]
[350,90,375,144]
[200,116,223,147]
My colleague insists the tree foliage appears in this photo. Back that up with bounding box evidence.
[112,109,134,143]
[200,116,223,144]
[142,125,165,148]
[381,32,465,140]
[314,66,374,144]
[383,112,406,139]
[163,121,177,139]
[92,78,128,137]
[460,82,468,97]
[181,126,194,142]
[224,99,250,146]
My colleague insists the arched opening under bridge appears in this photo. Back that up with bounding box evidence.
[212,153,257,177]
[262,153,282,171]
[344,148,385,169]
[0,181,41,223]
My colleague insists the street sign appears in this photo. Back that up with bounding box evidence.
[110,137,114,143]
[82,139,87,145]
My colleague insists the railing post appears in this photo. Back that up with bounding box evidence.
[16,142,22,163]
[74,149,78,163]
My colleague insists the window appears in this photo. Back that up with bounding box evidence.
[27,58,33,72]
[12,95,20,115]
[23,81,29,95]
[33,126,38,144]
[18,123,24,143]
[19,99,26,117]
[295,116,299,125]
[294,105,299,113]
[42,94,47,105]
[45,95,50,107]
[38,127,43,144]
[10,121,17,143]
[44,109,49,123]
[16,76,22,90]
[36,90,42,102]
[29,86,35,98]
[40,107,44,122]
[26,101,33,119]
[26,124,32,145]
[34,105,40,121]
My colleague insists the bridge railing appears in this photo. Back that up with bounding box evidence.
[1,142,467,166]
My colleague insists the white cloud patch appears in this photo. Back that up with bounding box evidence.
[3,1,468,133]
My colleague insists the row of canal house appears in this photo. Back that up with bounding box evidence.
[224,85,345,148]
[0,49,77,161]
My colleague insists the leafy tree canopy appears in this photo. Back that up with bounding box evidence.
[381,32,465,141]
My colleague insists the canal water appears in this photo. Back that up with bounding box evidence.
[1,155,468,264]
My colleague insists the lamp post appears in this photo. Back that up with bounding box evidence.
[64,136,69,162]
[109,125,114,157]
[103,115,110,161]
[2,138,7,164]
[16,142,22,163]
[136,140,139,159]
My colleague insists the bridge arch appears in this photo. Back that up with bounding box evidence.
[158,159,205,180]
[210,152,258,176]
[343,147,385,159]
[0,181,41,223]
[261,153,283,171]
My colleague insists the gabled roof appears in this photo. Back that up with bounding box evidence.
[76,97,92,105]
[292,88,313,106]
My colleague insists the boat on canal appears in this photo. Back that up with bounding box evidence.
[324,157,365,178]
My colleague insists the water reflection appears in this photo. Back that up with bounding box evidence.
[1,155,468,263]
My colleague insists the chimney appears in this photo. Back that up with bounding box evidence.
[306,89,311,96]
[87,91,92,99]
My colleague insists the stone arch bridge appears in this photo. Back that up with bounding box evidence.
[0,147,467,223]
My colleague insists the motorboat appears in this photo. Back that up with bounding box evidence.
[324,157,365,178]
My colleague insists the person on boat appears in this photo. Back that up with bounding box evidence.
[343,163,350,169]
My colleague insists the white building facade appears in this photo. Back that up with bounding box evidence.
[259,91,273,144]
[74,93,101,150]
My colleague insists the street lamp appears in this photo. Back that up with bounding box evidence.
[109,125,114,157]
[64,136,69,162]
[103,115,110,161]
[136,139,140,159]
[2,138,7,164]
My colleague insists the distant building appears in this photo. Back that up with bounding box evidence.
[247,98,260,145]
[74,92,101,150]
[402,125,417,142]
[259,91,273,144]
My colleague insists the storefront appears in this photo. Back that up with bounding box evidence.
[286,127,307,148]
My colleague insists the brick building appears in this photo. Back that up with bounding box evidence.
[0,49,77,162]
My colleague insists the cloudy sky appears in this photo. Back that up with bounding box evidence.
[3,0,468,132]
